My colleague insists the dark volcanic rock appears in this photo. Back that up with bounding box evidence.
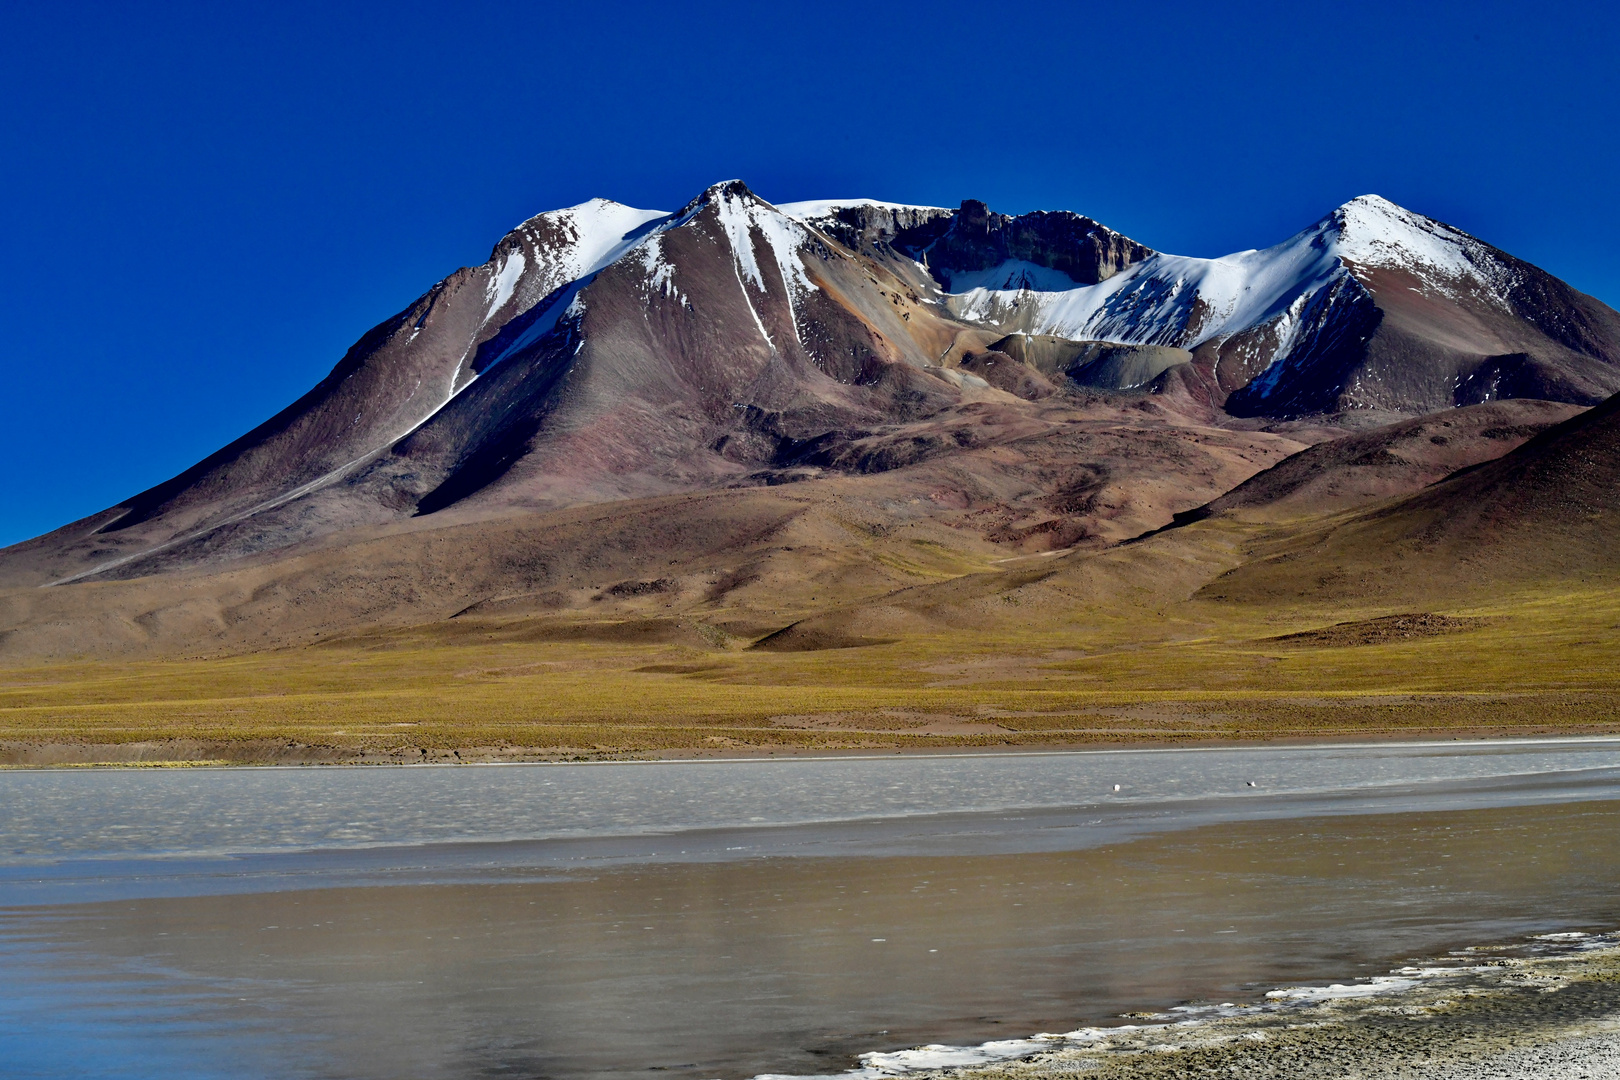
[794,199,1154,290]
[914,200,1155,288]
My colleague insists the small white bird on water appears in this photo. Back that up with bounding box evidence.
[1113,784,1121,792]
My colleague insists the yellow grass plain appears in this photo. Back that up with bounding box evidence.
[4,567,1616,762]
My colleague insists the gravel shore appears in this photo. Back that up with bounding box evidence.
[882,936,1620,1080]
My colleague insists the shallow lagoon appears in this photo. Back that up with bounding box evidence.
[4,738,1620,1079]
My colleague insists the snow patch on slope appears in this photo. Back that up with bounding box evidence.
[951,228,1343,347]
[520,198,670,273]
[711,185,822,346]
[714,187,818,298]
[485,249,526,318]
[471,200,674,371]
[1335,195,1481,279]
[639,234,681,302]
[1333,194,1518,303]
[503,198,671,316]
[778,198,951,221]
[941,260,1082,294]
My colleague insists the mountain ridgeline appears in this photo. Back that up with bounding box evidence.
[3,180,1619,612]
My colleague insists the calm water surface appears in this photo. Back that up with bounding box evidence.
[3,739,1619,1079]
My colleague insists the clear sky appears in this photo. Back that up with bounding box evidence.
[2,0,1617,546]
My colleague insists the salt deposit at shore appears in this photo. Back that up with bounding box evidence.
[769,933,1620,1080]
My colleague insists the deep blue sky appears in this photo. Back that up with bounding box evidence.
[2,0,1617,546]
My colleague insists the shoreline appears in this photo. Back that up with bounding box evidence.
[781,934,1620,1080]
[6,726,1620,768]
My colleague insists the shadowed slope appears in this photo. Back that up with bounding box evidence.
[1203,390,1620,604]
[1203,398,1585,518]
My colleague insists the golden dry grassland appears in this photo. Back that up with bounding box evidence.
[3,576,1617,763]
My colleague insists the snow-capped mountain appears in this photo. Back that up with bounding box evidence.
[801,194,1620,416]
[3,182,971,584]
[4,181,1618,588]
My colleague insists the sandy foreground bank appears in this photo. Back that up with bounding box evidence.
[842,936,1620,1080]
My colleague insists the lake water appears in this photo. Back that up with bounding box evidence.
[3,738,1620,1079]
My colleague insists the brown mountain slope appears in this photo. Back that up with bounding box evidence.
[3,391,1589,664]
[1201,390,1620,604]
[686,397,1606,652]
[0,396,1316,661]
[1202,398,1585,518]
